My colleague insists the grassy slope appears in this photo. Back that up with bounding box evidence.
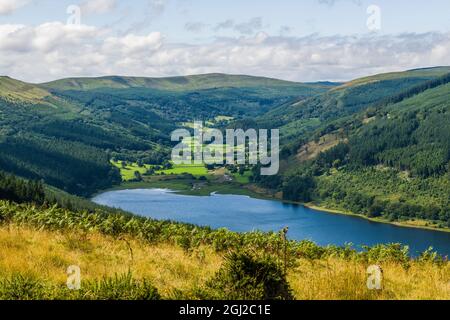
[0,224,448,300]
[0,225,221,298]
[0,76,51,102]
[384,80,450,113]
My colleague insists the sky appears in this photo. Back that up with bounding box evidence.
[1,0,450,83]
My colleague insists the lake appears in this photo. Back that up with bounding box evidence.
[92,188,450,256]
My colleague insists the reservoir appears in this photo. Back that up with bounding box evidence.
[93,189,450,257]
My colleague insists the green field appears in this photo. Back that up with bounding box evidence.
[111,161,151,181]
[156,163,208,176]
[112,160,209,180]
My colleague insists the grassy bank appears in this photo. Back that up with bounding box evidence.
[305,203,450,233]
[0,223,448,300]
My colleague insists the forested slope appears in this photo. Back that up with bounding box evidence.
[258,67,450,142]
[256,71,450,228]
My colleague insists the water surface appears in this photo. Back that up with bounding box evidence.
[92,189,450,256]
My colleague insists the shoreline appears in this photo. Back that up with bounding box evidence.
[94,179,450,234]
[304,204,450,234]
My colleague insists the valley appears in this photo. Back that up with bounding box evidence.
[1,68,450,300]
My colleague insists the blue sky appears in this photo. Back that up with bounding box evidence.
[5,0,450,39]
[1,0,450,82]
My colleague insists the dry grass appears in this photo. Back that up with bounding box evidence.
[0,225,221,298]
[289,259,450,300]
[0,225,448,300]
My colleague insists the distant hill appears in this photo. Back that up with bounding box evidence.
[42,73,336,91]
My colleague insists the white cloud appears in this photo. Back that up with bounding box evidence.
[0,0,29,15]
[103,32,163,55]
[0,21,450,83]
[80,0,117,15]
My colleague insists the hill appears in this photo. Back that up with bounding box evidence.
[255,70,450,229]
[258,67,450,141]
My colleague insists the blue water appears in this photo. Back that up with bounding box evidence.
[92,189,450,256]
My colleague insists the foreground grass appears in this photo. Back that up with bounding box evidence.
[0,200,448,300]
[0,225,448,300]
[0,226,220,298]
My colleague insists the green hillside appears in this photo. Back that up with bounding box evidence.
[44,74,335,120]
[0,77,169,196]
[0,76,51,102]
[255,72,450,229]
[0,70,449,301]
[258,67,450,141]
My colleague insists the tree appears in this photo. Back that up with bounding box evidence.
[282,175,315,202]
[134,171,142,181]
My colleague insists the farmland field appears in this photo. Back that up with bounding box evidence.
[112,160,209,180]
[156,163,209,176]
